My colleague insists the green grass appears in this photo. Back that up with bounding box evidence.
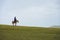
[0,25,60,40]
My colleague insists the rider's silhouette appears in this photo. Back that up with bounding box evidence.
[14,17,17,22]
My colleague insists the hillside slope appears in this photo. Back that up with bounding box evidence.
[0,25,60,40]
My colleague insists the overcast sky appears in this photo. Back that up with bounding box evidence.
[0,0,60,27]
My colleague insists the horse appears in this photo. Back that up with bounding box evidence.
[12,20,19,26]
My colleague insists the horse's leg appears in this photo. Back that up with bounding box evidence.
[15,23,16,26]
[13,23,14,26]
[12,21,14,26]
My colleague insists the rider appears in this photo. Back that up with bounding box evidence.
[14,16,17,22]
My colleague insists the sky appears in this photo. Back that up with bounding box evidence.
[0,0,60,27]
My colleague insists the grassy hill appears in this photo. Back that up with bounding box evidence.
[0,25,60,40]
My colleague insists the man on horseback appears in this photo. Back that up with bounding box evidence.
[14,17,17,23]
[12,17,19,26]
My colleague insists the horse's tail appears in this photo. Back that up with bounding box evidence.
[16,20,19,23]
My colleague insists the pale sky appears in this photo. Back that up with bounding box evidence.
[0,0,60,27]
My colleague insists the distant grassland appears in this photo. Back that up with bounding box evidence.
[0,25,60,40]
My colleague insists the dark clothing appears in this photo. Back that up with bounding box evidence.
[14,17,17,22]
